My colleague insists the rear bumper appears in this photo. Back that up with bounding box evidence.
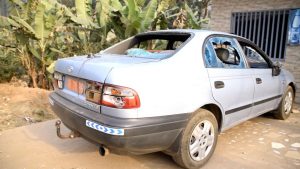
[49,92,189,154]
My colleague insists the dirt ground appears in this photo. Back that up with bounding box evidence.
[0,114,300,169]
[0,83,56,131]
[0,84,299,169]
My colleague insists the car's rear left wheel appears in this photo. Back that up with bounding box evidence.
[173,109,218,169]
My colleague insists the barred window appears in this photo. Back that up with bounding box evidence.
[231,9,290,60]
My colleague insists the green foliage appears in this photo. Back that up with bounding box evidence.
[0,50,25,82]
[184,3,201,29]
[140,0,157,32]
[0,29,24,82]
[0,0,210,87]
[75,0,97,27]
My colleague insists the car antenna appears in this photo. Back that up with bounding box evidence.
[87,53,94,58]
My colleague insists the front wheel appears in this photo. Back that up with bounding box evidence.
[173,109,218,169]
[274,86,294,120]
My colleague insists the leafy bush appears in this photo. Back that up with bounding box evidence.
[0,0,210,88]
[0,50,25,82]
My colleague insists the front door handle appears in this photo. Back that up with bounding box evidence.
[256,78,262,84]
[214,81,225,89]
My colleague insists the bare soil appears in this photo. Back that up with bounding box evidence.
[1,114,300,169]
[0,83,55,131]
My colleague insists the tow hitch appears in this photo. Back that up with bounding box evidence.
[55,120,80,139]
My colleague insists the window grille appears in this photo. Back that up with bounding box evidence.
[231,9,290,60]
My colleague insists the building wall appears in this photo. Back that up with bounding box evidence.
[210,0,300,104]
[0,0,8,16]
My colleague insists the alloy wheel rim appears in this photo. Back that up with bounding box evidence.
[189,120,214,161]
[284,91,293,114]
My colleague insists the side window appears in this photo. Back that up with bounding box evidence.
[204,43,220,68]
[239,42,270,68]
[204,37,245,68]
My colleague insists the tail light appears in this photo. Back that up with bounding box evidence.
[101,85,140,109]
[52,73,140,109]
[53,72,64,89]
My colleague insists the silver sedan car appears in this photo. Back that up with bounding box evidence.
[49,30,296,169]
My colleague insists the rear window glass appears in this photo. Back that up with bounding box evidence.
[137,39,169,50]
[103,33,191,59]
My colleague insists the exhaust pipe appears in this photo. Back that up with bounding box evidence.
[99,145,110,156]
[55,120,80,139]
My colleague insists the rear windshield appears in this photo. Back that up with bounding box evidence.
[103,32,191,59]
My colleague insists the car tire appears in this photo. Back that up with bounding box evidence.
[172,109,218,169]
[274,86,294,120]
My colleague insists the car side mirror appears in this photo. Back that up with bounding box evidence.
[272,62,281,76]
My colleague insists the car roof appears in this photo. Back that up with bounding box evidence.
[138,29,248,41]
[141,29,231,36]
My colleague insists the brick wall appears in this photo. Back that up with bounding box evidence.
[210,0,300,104]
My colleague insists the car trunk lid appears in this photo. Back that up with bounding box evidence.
[54,54,157,113]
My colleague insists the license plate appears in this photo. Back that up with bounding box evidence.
[66,77,85,94]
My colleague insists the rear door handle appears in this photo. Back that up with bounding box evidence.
[214,81,225,89]
[256,78,262,84]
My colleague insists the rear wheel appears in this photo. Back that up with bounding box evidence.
[274,86,294,120]
[173,109,218,169]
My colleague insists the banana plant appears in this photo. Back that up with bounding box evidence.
[2,1,93,87]
[0,0,106,88]
[108,0,159,39]
[0,0,206,88]
[109,0,203,39]
[151,0,176,30]
[10,0,69,88]
[184,3,201,29]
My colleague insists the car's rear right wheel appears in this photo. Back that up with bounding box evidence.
[172,109,218,169]
[274,86,294,120]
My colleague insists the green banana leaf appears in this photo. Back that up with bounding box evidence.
[28,46,41,60]
[126,0,138,22]
[157,0,174,13]
[34,3,51,43]
[95,0,110,28]
[0,16,20,28]
[110,0,122,11]
[75,0,98,28]
[140,0,157,32]
[11,15,36,35]
[46,61,56,74]
[10,0,25,9]
[185,3,201,29]
[135,0,146,7]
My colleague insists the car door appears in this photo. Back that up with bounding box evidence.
[237,40,283,117]
[204,36,255,129]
